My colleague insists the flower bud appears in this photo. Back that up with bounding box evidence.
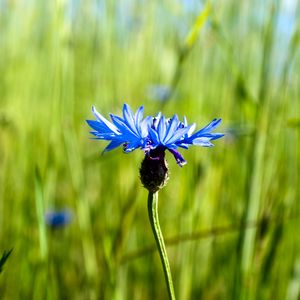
[140,147,169,193]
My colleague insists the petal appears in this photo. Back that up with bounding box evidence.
[164,115,179,144]
[166,125,192,145]
[157,115,167,141]
[86,120,108,133]
[148,127,160,146]
[210,133,225,140]
[192,137,214,147]
[177,143,190,149]
[92,106,119,133]
[168,148,187,167]
[86,119,118,136]
[193,132,225,141]
[89,130,118,139]
[122,104,138,135]
[192,118,222,137]
[110,114,138,138]
[152,112,162,129]
[140,116,153,137]
[183,116,188,127]
[103,140,124,152]
[134,106,144,127]
[124,139,143,152]
[187,123,196,136]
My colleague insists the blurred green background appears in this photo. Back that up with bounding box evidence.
[0,0,299,299]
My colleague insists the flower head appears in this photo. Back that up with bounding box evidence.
[87,103,224,166]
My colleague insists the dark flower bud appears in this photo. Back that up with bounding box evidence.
[140,147,169,193]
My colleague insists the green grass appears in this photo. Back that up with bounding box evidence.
[0,0,300,299]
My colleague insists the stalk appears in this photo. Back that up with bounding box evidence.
[147,191,176,300]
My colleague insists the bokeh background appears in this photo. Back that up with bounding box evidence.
[0,0,300,299]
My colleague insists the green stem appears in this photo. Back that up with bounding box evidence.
[147,192,176,300]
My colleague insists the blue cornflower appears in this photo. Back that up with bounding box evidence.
[87,104,224,166]
[45,210,72,229]
[147,84,172,102]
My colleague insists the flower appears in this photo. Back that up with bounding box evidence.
[147,84,172,102]
[45,210,72,229]
[87,103,224,166]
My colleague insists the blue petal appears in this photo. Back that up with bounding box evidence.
[92,106,119,134]
[110,114,139,140]
[124,139,143,152]
[194,133,225,140]
[89,130,118,139]
[152,112,162,129]
[86,120,119,138]
[168,149,187,167]
[103,140,125,152]
[140,116,153,137]
[192,118,222,137]
[187,123,196,136]
[210,133,225,140]
[192,137,214,147]
[122,104,139,135]
[177,143,190,149]
[164,115,179,144]
[157,115,167,141]
[166,125,192,145]
[148,127,160,146]
[134,106,144,129]
[183,116,188,127]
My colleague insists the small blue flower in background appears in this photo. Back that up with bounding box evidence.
[45,210,72,229]
[147,84,172,102]
[87,103,224,166]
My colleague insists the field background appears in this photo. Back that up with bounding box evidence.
[0,0,300,299]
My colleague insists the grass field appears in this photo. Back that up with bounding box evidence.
[0,0,300,299]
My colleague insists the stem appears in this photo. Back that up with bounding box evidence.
[147,192,176,300]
